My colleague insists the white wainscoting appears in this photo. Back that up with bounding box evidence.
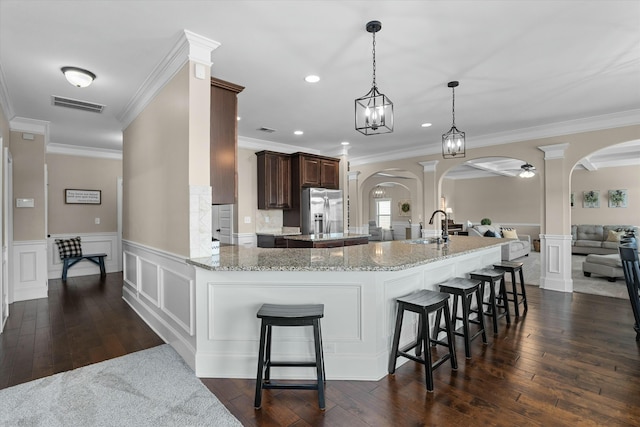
[47,233,120,280]
[12,240,48,302]
[122,240,197,370]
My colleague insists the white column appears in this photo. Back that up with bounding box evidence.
[419,160,439,238]
[348,170,361,233]
[538,143,572,292]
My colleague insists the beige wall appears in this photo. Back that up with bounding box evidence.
[47,154,122,234]
[10,131,45,241]
[123,64,191,255]
[571,165,640,226]
[237,147,258,234]
[366,184,411,225]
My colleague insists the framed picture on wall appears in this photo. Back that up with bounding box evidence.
[65,189,101,204]
[583,190,599,208]
[398,200,411,217]
[608,189,628,208]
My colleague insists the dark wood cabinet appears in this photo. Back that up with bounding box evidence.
[257,235,288,248]
[293,153,340,189]
[256,151,291,209]
[211,77,244,205]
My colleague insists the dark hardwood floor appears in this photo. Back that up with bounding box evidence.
[0,272,163,389]
[1,272,639,426]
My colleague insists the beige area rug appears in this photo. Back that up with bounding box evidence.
[521,251,628,299]
[0,345,243,427]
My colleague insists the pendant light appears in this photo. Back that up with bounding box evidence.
[372,185,387,198]
[355,20,393,135]
[442,81,465,158]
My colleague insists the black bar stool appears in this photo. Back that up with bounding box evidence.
[254,303,326,410]
[388,290,458,391]
[433,277,488,359]
[493,260,528,317]
[469,268,511,334]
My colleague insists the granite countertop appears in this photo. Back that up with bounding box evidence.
[187,235,505,272]
[284,233,370,242]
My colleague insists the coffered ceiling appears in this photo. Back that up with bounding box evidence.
[0,1,638,165]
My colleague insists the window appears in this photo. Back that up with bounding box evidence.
[376,199,391,229]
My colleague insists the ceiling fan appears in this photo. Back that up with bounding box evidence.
[518,163,536,178]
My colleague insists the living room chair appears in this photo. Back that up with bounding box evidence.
[369,220,382,241]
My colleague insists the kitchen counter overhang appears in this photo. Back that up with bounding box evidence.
[188,236,505,380]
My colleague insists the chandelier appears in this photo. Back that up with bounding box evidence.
[372,185,387,198]
[442,81,465,158]
[355,20,393,135]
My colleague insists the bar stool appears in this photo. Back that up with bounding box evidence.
[254,303,325,410]
[492,260,528,317]
[433,277,488,359]
[388,290,458,391]
[469,268,511,335]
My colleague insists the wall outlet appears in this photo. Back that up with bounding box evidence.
[244,216,251,224]
[95,217,101,224]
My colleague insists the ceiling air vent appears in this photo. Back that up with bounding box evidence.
[257,127,276,133]
[52,95,105,113]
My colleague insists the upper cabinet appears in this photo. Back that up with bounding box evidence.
[256,151,291,209]
[210,77,244,205]
[291,153,340,189]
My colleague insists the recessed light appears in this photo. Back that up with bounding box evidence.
[304,75,320,83]
[237,116,241,121]
[294,130,304,135]
[421,123,432,128]
[341,141,350,146]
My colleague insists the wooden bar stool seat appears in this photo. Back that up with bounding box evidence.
[433,277,488,359]
[254,303,326,410]
[469,268,511,335]
[492,260,528,317]
[388,290,458,391]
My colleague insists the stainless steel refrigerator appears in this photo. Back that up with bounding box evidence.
[301,188,344,235]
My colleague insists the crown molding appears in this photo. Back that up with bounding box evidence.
[10,117,50,143]
[349,109,640,166]
[0,63,15,121]
[47,142,122,160]
[238,135,321,155]
[117,30,220,130]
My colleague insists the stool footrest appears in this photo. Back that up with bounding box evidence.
[265,361,317,368]
[262,383,320,390]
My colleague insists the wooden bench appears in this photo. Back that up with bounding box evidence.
[62,253,107,280]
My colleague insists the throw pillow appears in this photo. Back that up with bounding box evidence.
[606,230,625,242]
[55,236,82,259]
[484,230,497,238]
[502,229,519,239]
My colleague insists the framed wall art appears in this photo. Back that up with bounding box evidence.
[583,190,599,208]
[65,189,101,204]
[608,189,628,208]
[398,200,411,217]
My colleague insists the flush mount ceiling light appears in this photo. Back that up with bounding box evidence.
[304,75,320,83]
[519,163,536,178]
[442,81,465,159]
[372,185,387,198]
[61,66,96,88]
[355,20,393,136]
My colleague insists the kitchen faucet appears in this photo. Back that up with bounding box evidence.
[428,210,449,244]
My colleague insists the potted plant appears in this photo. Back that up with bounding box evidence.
[480,218,492,225]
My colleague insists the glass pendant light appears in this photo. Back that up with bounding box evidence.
[442,81,465,158]
[355,20,393,135]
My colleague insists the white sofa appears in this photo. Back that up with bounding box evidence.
[468,225,531,261]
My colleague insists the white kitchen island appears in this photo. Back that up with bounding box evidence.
[187,236,504,381]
